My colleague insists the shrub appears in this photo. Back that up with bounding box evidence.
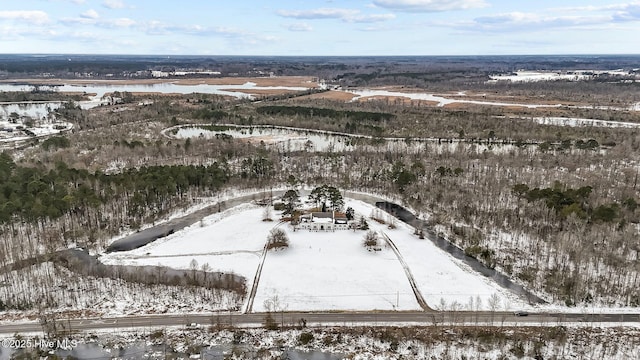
[359,217,369,230]
[298,332,314,345]
[267,228,289,250]
[363,230,379,250]
[263,313,278,330]
[41,136,70,150]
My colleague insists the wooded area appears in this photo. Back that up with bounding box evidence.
[2,57,640,313]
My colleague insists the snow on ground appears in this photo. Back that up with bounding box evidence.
[346,199,532,312]
[532,116,640,128]
[347,89,563,109]
[488,71,591,83]
[101,203,274,283]
[252,224,420,312]
[0,262,241,319]
[102,197,538,312]
[102,186,287,248]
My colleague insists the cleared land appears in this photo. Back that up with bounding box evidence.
[101,198,532,313]
[0,76,317,87]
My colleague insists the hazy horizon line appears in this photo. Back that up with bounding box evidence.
[1,53,640,58]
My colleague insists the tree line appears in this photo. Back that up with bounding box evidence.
[256,105,395,122]
[0,152,229,225]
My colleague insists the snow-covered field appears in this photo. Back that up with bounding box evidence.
[253,224,419,312]
[102,198,533,312]
[0,119,73,144]
[346,200,529,312]
[102,203,272,285]
[488,71,592,83]
[532,116,640,128]
[347,89,563,109]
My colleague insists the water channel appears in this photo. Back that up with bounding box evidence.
[0,81,312,121]
[0,342,343,360]
[373,200,546,305]
[170,124,526,154]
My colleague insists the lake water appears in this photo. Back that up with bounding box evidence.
[0,81,310,101]
[172,124,524,154]
[0,342,343,360]
[0,81,311,122]
[0,102,62,121]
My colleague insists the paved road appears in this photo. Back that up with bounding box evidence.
[2,311,639,335]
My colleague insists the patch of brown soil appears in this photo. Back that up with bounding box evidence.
[0,76,317,88]
[174,76,317,87]
[294,90,357,102]
[356,95,439,107]
[225,89,301,96]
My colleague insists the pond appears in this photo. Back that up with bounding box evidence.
[170,124,525,154]
[0,341,344,360]
[0,82,313,122]
[0,81,311,102]
[0,102,61,121]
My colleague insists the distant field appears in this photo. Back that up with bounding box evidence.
[0,76,317,88]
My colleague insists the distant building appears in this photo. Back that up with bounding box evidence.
[296,211,349,231]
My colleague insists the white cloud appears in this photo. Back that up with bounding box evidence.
[137,21,277,47]
[277,7,394,23]
[442,3,640,33]
[441,1,640,33]
[278,8,359,20]
[550,2,640,13]
[613,3,640,21]
[287,22,313,32]
[102,0,125,9]
[47,0,87,4]
[80,9,100,19]
[60,15,136,29]
[372,0,487,12]
[350,13,396,23]
[109,18,135,28]
[442,12,613,33]
[0,10,50,25]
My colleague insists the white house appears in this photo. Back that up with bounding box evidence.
[296,211,349,231]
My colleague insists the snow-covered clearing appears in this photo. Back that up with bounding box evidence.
[102,186,287,248]
[101,203,273,284]
[532,116,640,128]
[347,89,564,109]
[488,71,592,83]
[102,197,534,312]
[346,200,531,312]
[0,262,241,319]
[253,224,419,312]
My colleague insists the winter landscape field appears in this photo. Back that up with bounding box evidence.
[101,197,531,314]
[1,43,640,360]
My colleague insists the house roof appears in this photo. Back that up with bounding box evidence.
[312,212,333,218]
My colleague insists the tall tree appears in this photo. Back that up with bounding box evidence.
[282,189,299,215]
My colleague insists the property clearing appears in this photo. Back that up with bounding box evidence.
[101,198,533,313]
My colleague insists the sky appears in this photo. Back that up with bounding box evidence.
[0,0,639,55]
